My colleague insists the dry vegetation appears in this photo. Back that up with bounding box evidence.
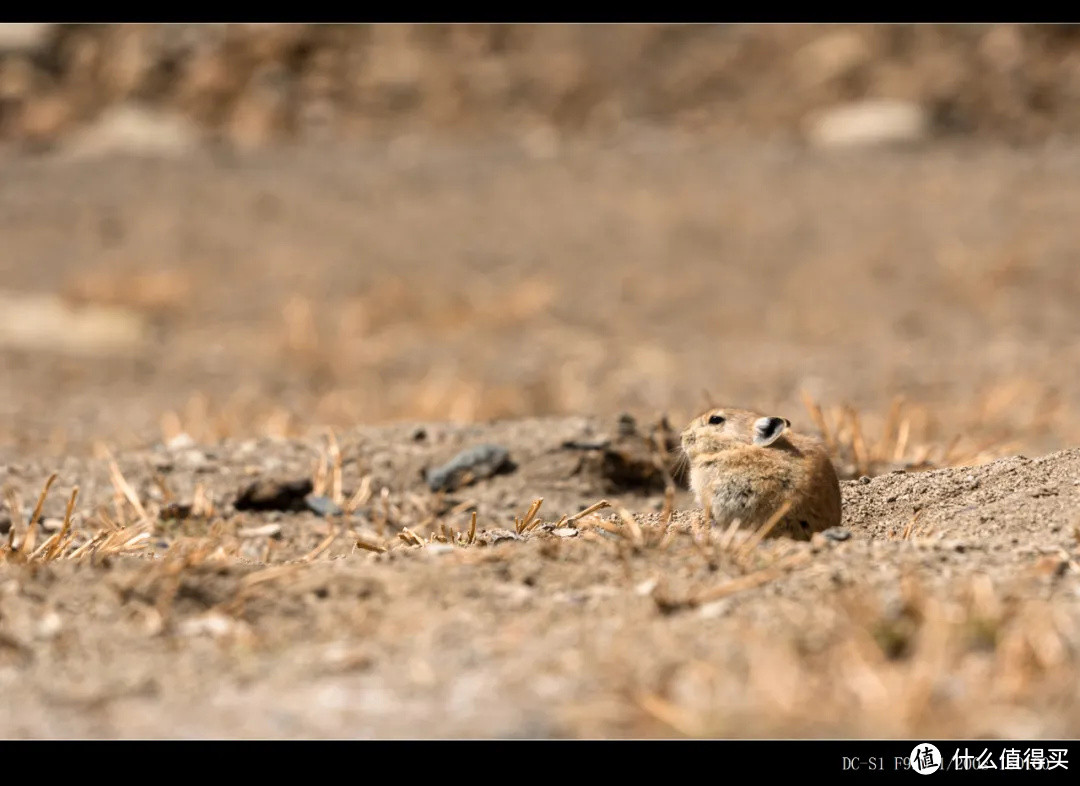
[2,424,1078,738]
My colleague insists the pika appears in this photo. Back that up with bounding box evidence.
[680,407,841,540]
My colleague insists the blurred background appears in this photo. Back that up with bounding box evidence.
[1,23,1078,467]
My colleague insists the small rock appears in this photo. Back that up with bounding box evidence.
[483,529,521,545]
[166,432,196,450]
[235,478,314,512]
[552,527,578,538]
[425,543,455,555]
[424,444,515,493]
[635,577,659,596]
[696,599,733,619]
[39,517,64,533]
[35,611,62,640]
[858,476,871,484]
[178,613,236,639]
[180,449,210,469]
[822,527,852,542]
[304,494,343,517]
[806,99,930,149]
[238,523,282,539]
[63,104,201,161]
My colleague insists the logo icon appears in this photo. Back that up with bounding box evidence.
[911,744,942,775]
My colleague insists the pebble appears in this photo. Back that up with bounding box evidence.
[35,612,62,640]
[166,432,196,450]
[304,494,344,517]
[238,523,282,539]
[62,104,202,161]
[634,577,659,596]
[806,99,930,148]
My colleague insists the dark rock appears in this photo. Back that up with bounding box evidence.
[822,527,852,542]
[424,444,515,493]
[235,478,314,512]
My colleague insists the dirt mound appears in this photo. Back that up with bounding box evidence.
[4,24,1080,151]
[0,419,1077,738]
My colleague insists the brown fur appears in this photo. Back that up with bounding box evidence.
[680,407,842,540]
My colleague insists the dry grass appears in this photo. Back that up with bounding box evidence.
[1,467,152,565]
[632,575,1079,738]
[801,392,1016,479]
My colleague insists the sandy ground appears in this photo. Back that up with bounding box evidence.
[1,137,1080,737]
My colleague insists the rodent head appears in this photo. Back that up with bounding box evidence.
[680,407,791,459]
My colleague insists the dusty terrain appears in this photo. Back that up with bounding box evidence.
[2,24,1080,739]
[1,416,1079,738]
[1,140,1079,739]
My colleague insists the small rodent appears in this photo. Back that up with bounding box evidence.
[680,407,842,540]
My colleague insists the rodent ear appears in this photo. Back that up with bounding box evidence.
[753,416,788,447]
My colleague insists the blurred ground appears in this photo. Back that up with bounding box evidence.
[0,140,1077,461]
[4,24,1080,149]
[1,24,1080,739]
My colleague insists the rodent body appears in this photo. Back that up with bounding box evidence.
[681,407,841,540]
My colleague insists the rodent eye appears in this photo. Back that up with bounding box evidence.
[707,414,725,425]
